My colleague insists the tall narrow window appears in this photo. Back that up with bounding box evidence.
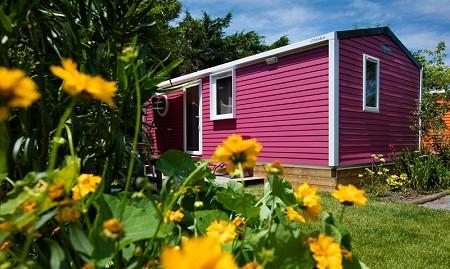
[363,54,380,112]
[210,69,236,120]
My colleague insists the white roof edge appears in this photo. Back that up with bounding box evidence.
[158,31,336,89]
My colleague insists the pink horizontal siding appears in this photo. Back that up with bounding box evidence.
[202,46,329,165]
[339,35,420,165]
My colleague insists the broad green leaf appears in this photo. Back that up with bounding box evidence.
[0,122,9,177]
[264,223,315,269]
[268,174,297,206]
[0,192,29,215]
[48,240,67,269]
[69,224,94,260]
[215,188,260,221]
[123,243,135,262]
[102,194,161,247]
[52,156,80,192]
[194,210,230,234]
[156,150,196,182]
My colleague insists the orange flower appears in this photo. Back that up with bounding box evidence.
[241,261,263,269]
[285,207,305,223]
[332,184,368,206]
[0,67,40,121]
[50,59,117,106]
[71,174,101,200]
[232,216,246,228]
[206,220,237,244]
[22,200,36,213]
[212,134,262,172]
[161,236,238,269]
[309,234,343,269]
[55,206,81,222]
[48,183,66,201]
[264,161,284,175]
[102,218,123,239]
[165,209,184,223]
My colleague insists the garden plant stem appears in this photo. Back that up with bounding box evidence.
[47,100,75,173]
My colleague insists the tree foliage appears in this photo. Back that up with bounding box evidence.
[173,11,289,75]
[414,41,450,151]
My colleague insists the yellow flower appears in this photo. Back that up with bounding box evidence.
[212,134,262,172]
[55,206,81,222]
[206,220,237,244]
[332,184,368,206]
[0,67,40,121]
[50,59,117,106]
[285,207,305,223]
[293,183,321,221]
[309,234,343,269]
[241,261,263,269]
[165,209,184,223]
[232,216,246,228]
[102,218,123,239]
[264,161,284,175]
[71,174,101,200]
[161,236,238,269]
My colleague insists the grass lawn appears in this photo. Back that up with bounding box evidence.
[245,185,450,269]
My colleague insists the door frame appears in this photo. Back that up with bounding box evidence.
[183,81,202,155]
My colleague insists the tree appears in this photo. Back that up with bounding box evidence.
[414,41,450,151]
[172,11,289,75]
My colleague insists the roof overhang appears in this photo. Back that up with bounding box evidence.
[158,27,421,89]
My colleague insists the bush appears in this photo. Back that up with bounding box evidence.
[394,150,450,192]
[0,60,370,268]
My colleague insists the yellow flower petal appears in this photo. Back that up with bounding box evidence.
[332,184,368,206]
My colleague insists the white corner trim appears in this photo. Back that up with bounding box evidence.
[418,68,423,150]
[158,32,334,89]
[362,54,380,112]
[328,32,339,167]
[209,68,236,120]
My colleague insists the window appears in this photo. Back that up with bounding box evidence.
[363,54,380,112]
[210,69,236,120]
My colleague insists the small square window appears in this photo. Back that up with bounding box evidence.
[210,69,236,120]
[363,54,380,112]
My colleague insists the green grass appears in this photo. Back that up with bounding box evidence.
[245,184,450,269]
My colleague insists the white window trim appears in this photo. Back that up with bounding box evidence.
[183,82,202,155]
[209,69,236,120]
[362,54,380,112]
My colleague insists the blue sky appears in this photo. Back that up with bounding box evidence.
[181,0,450,64]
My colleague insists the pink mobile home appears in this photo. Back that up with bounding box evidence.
[145,27,421,189]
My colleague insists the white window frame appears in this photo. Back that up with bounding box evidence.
[183,82,202,155]
[209,68,236,120]
[362,54,380,112]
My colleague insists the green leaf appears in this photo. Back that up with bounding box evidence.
[0,8,12,33]
[0,122,9,177]
[102,194,161,247]
[264,223,315,269]
[268,174,297,206]
[69,224,94,260]
[215,187,260,221]
[194,210,230,234]
[156,150,197,182]
[123,243,135,262]
[0,192,29,215]
[52,156,80,192]
[48,240,67,269]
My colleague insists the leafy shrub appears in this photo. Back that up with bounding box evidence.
[0,62,369,268]
[394,150,450,192]
[359,154,390,196]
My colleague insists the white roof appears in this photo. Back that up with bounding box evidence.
[158,31,335,89]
